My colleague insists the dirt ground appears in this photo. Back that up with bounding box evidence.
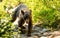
[13,25,60,38]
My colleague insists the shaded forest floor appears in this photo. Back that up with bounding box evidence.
[13,24,60,38]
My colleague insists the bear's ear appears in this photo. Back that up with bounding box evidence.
[21,10,24,15]
[29,10,32,13]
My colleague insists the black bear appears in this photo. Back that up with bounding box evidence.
[7,3,32,36]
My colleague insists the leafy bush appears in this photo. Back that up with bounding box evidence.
[0,0,60,37]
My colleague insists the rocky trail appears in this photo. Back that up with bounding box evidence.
[13,24,60,38]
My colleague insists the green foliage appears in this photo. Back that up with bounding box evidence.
[0,0,60,37]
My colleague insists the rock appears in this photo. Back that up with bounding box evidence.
[47,31,60,38]
[40,36,48,38]
[33,36,39,38]
[54,36,60,38]
[52,31,60,35]
[43,32,51,36]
